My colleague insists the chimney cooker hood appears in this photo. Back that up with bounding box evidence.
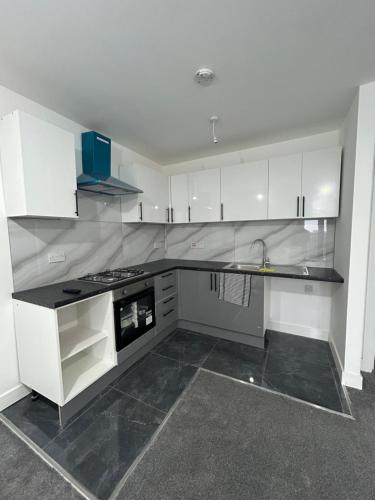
[77,131,143,196]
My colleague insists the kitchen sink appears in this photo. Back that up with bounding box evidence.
[224,263,309,276]
[224,263,262,271]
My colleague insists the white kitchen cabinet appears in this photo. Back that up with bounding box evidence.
[120,163,169,223]
[302,148,342,218]
[169,173,189,223]
[149,166,169,223]
[268,148,341,219]
[188,168,220,223]
[0,110,78,219]
[14,293,116,406]
[122,147,340,225]
[268,154,302,219]
[220,160,268,221]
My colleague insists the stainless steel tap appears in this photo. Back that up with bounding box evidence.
[250,239,270,268]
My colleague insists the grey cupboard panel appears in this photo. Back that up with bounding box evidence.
[178,270,216,324]
[178,270,264,337]
[155,271,177,302]
[156,293,178,333]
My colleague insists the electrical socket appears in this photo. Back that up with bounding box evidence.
[48,251,65,264]
[191,241,204,249]
[304,284,313,294]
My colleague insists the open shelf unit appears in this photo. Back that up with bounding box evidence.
[57,293,116,403]
[14,291,117,407]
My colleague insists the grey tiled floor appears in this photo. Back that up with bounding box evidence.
[112,352,198,412]
[152,329,348,414]
[44,388,164,499]
[1,329,350,499]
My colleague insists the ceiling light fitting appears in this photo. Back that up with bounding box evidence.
[195,67,215,86]
[210,116,219,144]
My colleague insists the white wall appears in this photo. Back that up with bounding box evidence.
[363,175,375,372]
[345,82,375,386]
[162,130,340,174]
[330,94,358,380]
[268,278,334,341]
[331,82,375,389]
[0,84,162,409]
[0,160,29,410]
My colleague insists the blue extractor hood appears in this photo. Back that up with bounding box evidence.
[77,131,143,196]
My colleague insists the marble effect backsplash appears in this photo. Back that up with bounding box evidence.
[8,192,166,291]
[8,192,335,291]
[165,219,334,267]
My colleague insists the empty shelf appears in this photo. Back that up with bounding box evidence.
[60,326,107,362]
[62,349,114,403]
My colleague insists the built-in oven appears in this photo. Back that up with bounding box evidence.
[113,277,156,353]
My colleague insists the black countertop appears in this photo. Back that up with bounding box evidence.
[12,259,344,309]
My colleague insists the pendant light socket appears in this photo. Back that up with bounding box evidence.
[210,116,219,144]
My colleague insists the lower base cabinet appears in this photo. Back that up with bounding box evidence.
[12,268,265,414]
[156,293,178,333]
[178,270,264,337]
[154,271,178,334]
[13,292,116,406]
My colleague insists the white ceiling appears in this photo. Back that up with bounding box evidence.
[1,0,375,164]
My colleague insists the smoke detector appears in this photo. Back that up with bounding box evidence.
[194,67,215,86]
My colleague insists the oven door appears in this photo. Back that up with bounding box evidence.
[114,287,156,351]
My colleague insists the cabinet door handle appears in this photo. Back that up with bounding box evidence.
[188,205,191,222]
[210,273,213,291]
[171,207,174,223]
[220,203,224,221]
[162,285,174,292]
[302,196,305,217]
[161,272,173,278]
[74,190,79,216]
[163,308,175,317]
[297,196,300,217]
[166,208,170,223]
[214,273,217,292]
[163,296,174,304]
[139,202,143,221]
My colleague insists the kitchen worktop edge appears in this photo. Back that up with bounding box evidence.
[12,259,344,309]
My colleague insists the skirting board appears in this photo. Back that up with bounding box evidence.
[0,383,30,412]
[329,337,344,380]
[267,319,329,341]
[178,320,265,349]
[342,370,363,390]
[329,337,363,390]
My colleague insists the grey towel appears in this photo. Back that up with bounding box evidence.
[218,273,252,307]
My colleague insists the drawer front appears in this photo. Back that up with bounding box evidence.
[155,271,177,302]
[156,294,178,332]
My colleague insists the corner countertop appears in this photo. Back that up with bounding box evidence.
[12,259,344,309]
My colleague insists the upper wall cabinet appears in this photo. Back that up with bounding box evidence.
[268,147,341,220]
[269,154,302,219]
[188,168,221,223]
[120,163,169,223]
[0,110,78,219]
[220,160,268,221]
[169,173,189,223]
[302,148,342,218]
